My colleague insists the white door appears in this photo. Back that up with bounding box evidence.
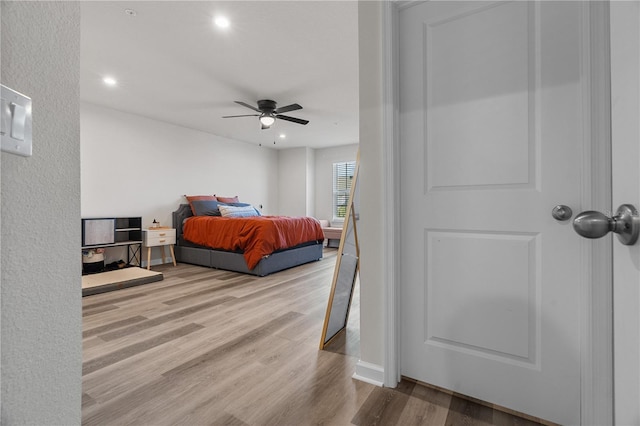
[399,2,592,424]
[611,3,640,424]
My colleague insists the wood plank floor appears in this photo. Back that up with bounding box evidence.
[83,249,549,425]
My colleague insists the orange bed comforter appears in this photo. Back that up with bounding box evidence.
[182,216,325,270]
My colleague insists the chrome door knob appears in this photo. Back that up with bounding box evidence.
[573,204,640,245]
[573,211,614,238]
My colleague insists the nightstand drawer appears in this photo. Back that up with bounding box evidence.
[143,229,176,247]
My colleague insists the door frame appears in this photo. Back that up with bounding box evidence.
[381,1,613,423]
[610,2,640,423]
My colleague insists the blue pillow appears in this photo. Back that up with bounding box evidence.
[222,202,261,216]
[219,204,261,218]
[191,200,222,216]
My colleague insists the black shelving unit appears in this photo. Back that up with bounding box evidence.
[82,216,142,267]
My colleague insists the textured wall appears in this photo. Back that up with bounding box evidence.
[1,2,82,423]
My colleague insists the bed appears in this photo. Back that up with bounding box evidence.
[172,203,324,276]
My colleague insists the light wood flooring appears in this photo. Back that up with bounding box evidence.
[83,249,548,425]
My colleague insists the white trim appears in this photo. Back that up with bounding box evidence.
[382,0,401,389]
[579,3,614,424]
[353,361,385,387]
[142,258,172,268]
[382,0,613,420]
[610,2,640,423]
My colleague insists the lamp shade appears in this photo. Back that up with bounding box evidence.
[259,114,275,127]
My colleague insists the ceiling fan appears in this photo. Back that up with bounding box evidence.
[222,100,309,129]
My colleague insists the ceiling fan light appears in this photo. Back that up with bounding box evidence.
[214,16,230,29]
[259,114,275,127]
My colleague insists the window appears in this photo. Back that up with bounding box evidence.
[332,161,356,220]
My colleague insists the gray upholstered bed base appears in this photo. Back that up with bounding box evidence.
[172,204,323,277]
[174,243,323,277]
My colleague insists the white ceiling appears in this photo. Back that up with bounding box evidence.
[80,1,359,149]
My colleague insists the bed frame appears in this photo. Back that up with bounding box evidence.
[172,204,323,276]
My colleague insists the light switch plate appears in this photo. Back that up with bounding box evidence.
[1,84,32,157]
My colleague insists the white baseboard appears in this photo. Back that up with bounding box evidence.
[352,360,384,387]
[141,257,172,268]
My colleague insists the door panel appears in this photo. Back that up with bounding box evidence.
[426,2,533,189]
[426,230,537,363]
[399,2,586,424]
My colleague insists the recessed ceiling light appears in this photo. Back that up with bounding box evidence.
[124,8,137,17]
[214,16,230,29]
[103,76,117,87]
[279,134,286,139]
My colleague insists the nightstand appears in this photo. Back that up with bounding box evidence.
[142,228,177,270]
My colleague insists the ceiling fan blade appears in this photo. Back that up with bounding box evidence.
[276,115,309,125]
[222,114,260,118]
[274,103,302,114]
[234,101,261,112]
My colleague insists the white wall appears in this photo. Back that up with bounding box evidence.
[277,147,312,217]
[278,145,360,220]
[81,102,279,263]
[82,103,358,267]
[306,147,316,217]
[314,144,359,223]
[1,1,82,423]
[356,1,385,377]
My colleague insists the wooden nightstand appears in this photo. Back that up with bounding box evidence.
[142,228,177,270]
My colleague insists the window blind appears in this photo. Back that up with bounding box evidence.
[332,161,356,219]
